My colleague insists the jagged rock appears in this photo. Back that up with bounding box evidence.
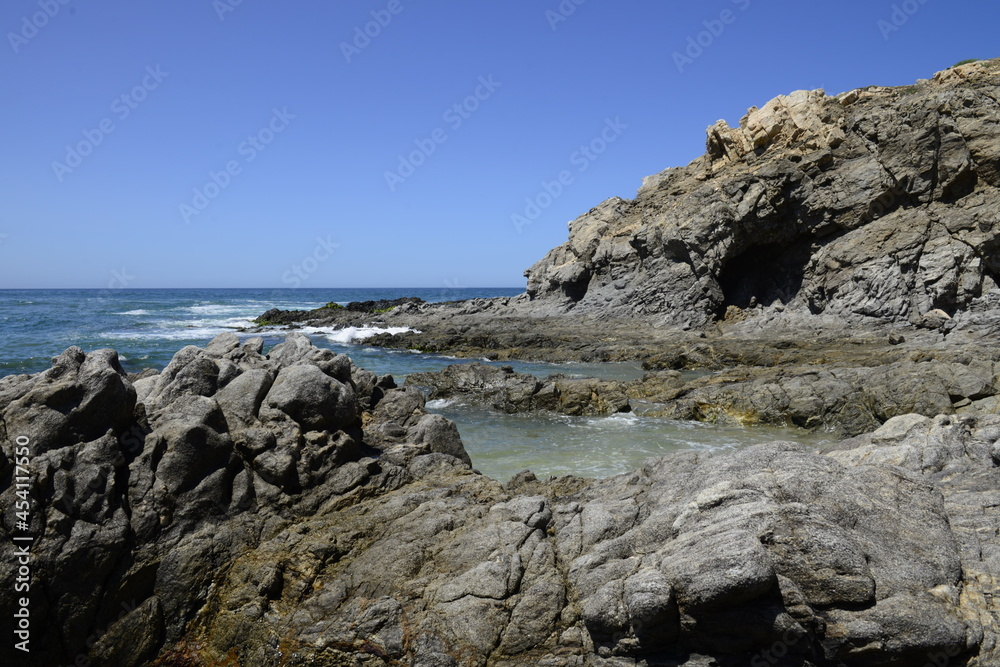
[151,417,1000,666]
[0,334,471,667]
[523,59,1000,331]
[407,363,630,417]
[5,334,1000,664]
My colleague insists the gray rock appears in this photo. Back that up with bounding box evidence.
[407,363,631,417]
[520,60,1000,333]
[0,333,471,666]
[408,413,472,466]
[260,364,358,431]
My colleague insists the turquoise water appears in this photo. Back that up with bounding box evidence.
[0,288,830,479]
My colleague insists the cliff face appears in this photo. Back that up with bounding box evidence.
[524,60,1000,330]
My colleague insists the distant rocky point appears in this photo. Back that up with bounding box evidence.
[259,59,1000,340]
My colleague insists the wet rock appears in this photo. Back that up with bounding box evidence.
[407,363,630,417]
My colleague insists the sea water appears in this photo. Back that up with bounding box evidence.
[0,288,831,480]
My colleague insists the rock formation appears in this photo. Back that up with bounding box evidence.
[7,61,1000,666]
[4,336,1000,665]
[0,333,468,666]
[523,59,1000,331]
[407,363,632,417]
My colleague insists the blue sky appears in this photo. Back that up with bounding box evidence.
[1,0,996,289]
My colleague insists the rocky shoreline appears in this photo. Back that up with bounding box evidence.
[248,59,1000,440]
[3,333,1000,666]
[4,59,1000,665]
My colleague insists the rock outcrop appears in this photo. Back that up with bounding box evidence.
[523,59,1000,331]
[5,338,1000,664]
[0,333,470,667]
[8,61,1000,666]
[407,350,1000,438]
[407,363,632,417]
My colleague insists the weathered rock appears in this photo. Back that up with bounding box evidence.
[0,334,471,667]
[5,334,1000,665]
[407,363,630,417]
[521,59,1000,332]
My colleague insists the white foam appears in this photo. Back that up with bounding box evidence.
[103,316,256,342]
[118,309,149,315]
[584,412,642,427]
[426,398,459,409]
[296,326,418,344]
[187,304,243,315]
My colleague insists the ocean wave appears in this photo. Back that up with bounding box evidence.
[580,412,642,428]
[293,326,418,345]
[117,309,150,315]
[187,304,245,315]
[103,316,255,342]
[426,397,460,409]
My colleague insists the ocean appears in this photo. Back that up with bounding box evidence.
[0,288,829,480]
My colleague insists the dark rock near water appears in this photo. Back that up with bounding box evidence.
[5,339,1000,665]
[255,297,425,327]
[408,362,631,417]
[345,296,426,313]
[0,333,470,666]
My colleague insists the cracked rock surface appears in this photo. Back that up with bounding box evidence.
[523,59,1000,332]
[4,335,1000,665]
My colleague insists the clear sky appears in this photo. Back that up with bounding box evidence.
[1,0,996,289]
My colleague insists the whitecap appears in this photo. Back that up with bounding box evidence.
[426,398,459,409]
[117,309,150,316]
[187,304,242,315]
[584,412,642,427]
[302,326,418,344]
